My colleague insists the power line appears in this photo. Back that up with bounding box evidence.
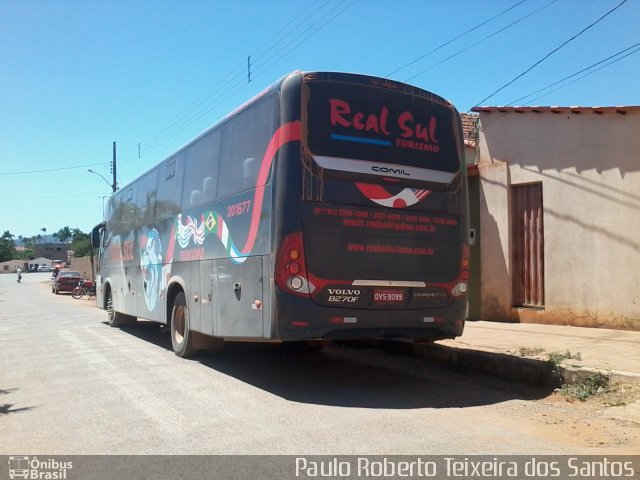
[524,44,640,105]
[474,0,629,106]
[249,0,333,65]
[252,0,358,79]
[0,162,109,176]
[404,0,558,83]
[0,193,111,200]
[387,0,528,78]
[474,42,640,131]
[122,64,246,163]
[130,68,246,159]
[124,0,350,168]
[506,40,640,106]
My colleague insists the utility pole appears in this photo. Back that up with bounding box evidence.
[112,141,117,192]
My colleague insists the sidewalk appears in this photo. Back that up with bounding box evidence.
[416,321,640,387]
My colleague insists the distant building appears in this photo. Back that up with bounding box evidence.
[0,260,26,274]
[28,257,53,271]
[33,242,68,260]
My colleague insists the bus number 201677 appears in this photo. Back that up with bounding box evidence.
[227,200,251,218]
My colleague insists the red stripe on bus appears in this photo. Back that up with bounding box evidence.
[355,183,391,200]
[241,121,302,254]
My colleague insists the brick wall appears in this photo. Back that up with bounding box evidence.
[69,256,95,279]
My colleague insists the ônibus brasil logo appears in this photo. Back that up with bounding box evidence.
[8,456,73,480]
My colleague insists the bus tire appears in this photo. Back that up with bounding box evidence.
[107,290,137,327]
[170,292,198,358]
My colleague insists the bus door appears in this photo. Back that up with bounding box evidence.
[215,257,264,338]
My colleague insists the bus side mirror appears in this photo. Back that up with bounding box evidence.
[91,226,102,248]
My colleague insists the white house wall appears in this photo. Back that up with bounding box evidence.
[476,108,640,330]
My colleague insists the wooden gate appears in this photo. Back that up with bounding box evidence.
[511,183,544,307]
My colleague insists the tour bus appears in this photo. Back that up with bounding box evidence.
[91,71,469,357]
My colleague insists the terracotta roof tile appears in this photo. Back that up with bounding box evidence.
[470,106,639,114]
[460,112,478,147]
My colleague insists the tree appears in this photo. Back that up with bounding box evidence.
[54,226,72,244]
[1,230,15,247]
[0,240,12,262]
[70,228,91,257]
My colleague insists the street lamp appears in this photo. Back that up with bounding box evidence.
[88,169,116,193]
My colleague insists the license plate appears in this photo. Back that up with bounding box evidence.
[372,288,406,305]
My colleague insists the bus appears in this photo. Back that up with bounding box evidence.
[91,71,469,357]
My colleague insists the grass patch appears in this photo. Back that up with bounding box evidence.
[518,347,545,357]
[545,350,583,387]
[557,373,610,401]
[547,350,582,364]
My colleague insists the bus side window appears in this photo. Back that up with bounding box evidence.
[242,158,257,189]
[118,187,136,230]
[218,93,277,198]
[155,158,182,222]
[202,176,215,203]
[181,129,220,209]
[136,169,158,227]
[189,189,202,206]
[106,196,120,234]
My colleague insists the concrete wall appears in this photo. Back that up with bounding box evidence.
[0,260,27,274]
[476,108,640,330]
[70,256,95,279]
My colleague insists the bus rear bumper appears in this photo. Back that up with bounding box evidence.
[276,297,466,342]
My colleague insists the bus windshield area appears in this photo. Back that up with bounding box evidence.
[305,80,461,175]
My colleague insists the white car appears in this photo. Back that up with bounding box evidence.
[37,265,52,272]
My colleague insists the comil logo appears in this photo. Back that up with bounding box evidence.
[371,165,411,176]
[8,456,73,480]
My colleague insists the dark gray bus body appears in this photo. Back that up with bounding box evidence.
[93,71,468,349]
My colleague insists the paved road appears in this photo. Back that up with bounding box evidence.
[1,272,637,455]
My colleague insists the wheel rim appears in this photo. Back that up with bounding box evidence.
[174,305,186,345]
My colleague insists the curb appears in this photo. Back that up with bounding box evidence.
[324,340,640,389]
[413,343,640,388]
[559,364,640,386]
[413,343,559,387]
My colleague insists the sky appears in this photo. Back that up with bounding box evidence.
[1,0,639,239]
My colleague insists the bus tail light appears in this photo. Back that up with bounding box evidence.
[461,243,469,271]
[452,244,470,298]
[276,232,314,296]
[452,281,468,297]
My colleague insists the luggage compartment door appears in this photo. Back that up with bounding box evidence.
[216,256,264,338]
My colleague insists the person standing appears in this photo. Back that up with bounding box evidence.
[16,267,22,283]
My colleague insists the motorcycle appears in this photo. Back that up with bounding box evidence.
[71,279,96,299]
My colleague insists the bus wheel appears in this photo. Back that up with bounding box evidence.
[107,290,136,327]
[171,292,198,358]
